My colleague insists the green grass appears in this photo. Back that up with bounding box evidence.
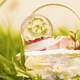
[0,25,80,80]
[52,26,80,50]
[0,25,42,80]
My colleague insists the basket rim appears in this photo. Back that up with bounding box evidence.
[23,49,80,56]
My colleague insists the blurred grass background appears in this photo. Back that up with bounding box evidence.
[0,25,42,80]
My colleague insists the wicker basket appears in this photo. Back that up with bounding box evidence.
[21,3,80,80]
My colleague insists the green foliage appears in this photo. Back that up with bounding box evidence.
[52,26,80,49]
[0,25,80,80]
[54,76,64,80]
[0,26,42,80]
[52,31,61,38]
[58,26,70,36]
[76,30,80,42]
[72,75,80,80]
[52,26,70,38]
[28,25,48,38]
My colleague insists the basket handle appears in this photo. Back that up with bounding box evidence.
[32,3,80,21]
